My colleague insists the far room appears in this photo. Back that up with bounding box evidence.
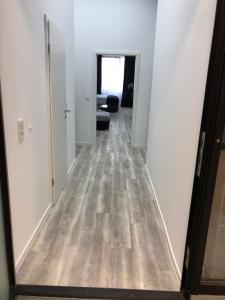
[96,54,136,146]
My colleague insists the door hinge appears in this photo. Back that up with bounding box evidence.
[196,131,206,177]
[52,178,54,186]
[48,43,50,53]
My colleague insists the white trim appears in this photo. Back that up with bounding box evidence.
[67,158,76,176]
[132,144,146,149]
[15,204,52,273]
[95,50,140,57]
[131,53,140,148]
[76,142,93,146]
[145,165,181,281]
[92,52,97,146]
[44,15,54,208]
[92,50,140,147]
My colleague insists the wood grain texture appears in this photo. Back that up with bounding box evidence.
[16,108,179,291]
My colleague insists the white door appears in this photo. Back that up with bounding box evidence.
[48,20,67,205]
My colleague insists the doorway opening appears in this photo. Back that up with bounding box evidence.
[94,52,140,148]
[16,55,179,291]
[16,17,179,294]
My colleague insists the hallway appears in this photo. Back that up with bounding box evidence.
[17,108,179,290]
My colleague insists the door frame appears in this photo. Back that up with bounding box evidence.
[0,82,16,299]
[92,50,140,148]
[44,15,68,207]
[181,0,225,297]
[44,15,54,207]
[0,75,184,300]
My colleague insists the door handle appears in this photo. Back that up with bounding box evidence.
[64,109,71,119]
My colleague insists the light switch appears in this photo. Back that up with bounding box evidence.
[17,119,24,143]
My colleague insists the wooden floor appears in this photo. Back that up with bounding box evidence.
[17,108,179,291]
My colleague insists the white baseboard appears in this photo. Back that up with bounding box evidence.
[132,144,146,149]
[67,158,76,176]
[145,165,181,281]
[76,142,92,146]
[15,203,52,272]
[16,160,76,272]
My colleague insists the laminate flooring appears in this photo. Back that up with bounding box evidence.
[17,108,180,291]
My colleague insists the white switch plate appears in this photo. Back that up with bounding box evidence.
[17,119,24,143]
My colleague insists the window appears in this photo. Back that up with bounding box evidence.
[101,56,125,100]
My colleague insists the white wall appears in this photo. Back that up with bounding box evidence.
[146,0,217,275]
[0,0,76,263]
[74,0,157,147]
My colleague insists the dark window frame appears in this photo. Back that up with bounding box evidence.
[181,0,225,297]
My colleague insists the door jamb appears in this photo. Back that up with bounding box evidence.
[0,83,16,297]
[181,0,225,297]
[44,14,54,207]
[92,50,140,147]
